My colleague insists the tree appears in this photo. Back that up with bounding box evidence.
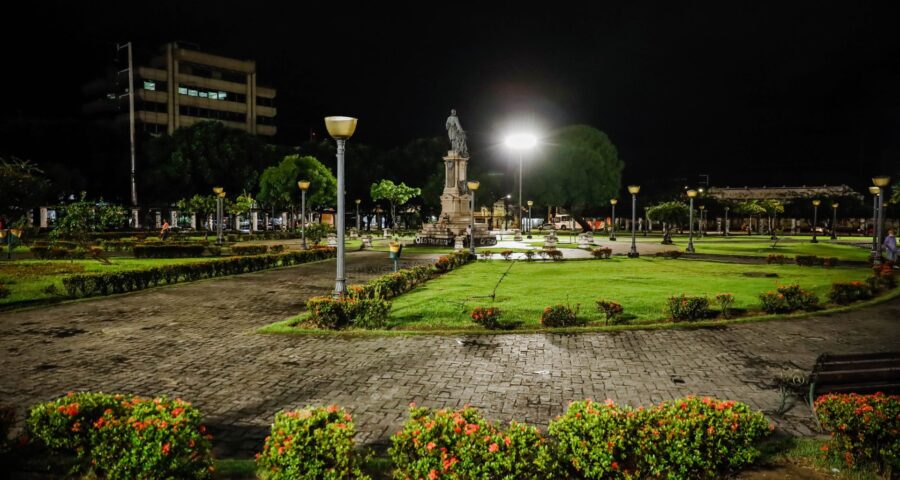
[528,125,623,231]
[0,156,50,228]
[258,155,336,228]
[647,201,690,244]
[175,194,217,238]
[370,180,422,228]
[228,192,255,233]
[50,193,126,246]
[141,121,281,203]
[734,200,768,234]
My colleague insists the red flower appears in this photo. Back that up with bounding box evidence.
[161,443,171,455]
[429,469,439,479]
[488,443,499,453]
[611,461,619,470]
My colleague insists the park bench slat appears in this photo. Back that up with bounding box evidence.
[814,367,900,385]
[818,359,900,371]
[817,352,900,363]
[815,382,900,395]
[808,351,900,430]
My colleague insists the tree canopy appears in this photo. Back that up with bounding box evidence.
[257,155,336,210]
[647,201,690,227]
[527,125,623,231]
[0,156,50,227]
[370,179,422,227]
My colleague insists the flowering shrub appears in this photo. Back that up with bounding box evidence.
[759,284,819,314]
[550,399,640,478]
[89,396,213,479]
[815,392,900,472]
[390,405,554,479]
[634,396,772,478]
[524,250,536,261]
[765,254,787,264]
[257,406,370,480]
[868,263,897,291]
[433,251,472,273]
[305,295,392,330]
[541,304,583,327]
[550,397,771,479]
[500,250,514,261]
[795,255,822,267]
[828,281,873,305]
[665,294,710,322]
[655,250,682,259]
[595,300,625,325]
[231,244,269,256]
[471,306,502,329]
[27,392,213,478]
[822,257,839,268]
[545,249,564,261]
[591,247,612,259]
[715,293,735,319]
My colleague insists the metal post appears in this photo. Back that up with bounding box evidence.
[356,203,361,232]
[117,42,138,207]
[724,207,730,236]
[811,205,819,243]
[872,193,879,263]
[610,203,617,241]
[301,189,307,250]
[518,154,523,233]
[527,204,532,239]
[628,193,639,258]
[831,205,838,240]
[875,190,884,265]
[686,197,695,253]
[216,197,223,244]
[470,190,476,256]
[334,138,347,296]
[6,229,11,260]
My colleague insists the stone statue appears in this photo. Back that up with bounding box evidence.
[445,108,468,157]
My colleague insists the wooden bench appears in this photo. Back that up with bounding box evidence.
[809,351,900,426]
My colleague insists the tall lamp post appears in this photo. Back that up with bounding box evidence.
[213,187,225,244]
[873,175,891,265]
[355,199,362,232]
[869,186,880,262]
[467,180,480,255]
[627,185,640,258]
[686,189,697,253]
[609,199,617,241]
[298,180,310,249]
[698,205,706,237]
[830,202,839,240]
[810,199,821,243]
[724,206,730,236]
[526,200,534,239]
[505,133,537,240]
[324,116,358,297]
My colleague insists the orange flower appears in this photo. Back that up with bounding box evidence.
[488,443,499,453]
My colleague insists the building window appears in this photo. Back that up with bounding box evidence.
[143,80,156,91]
[178,87,188,95]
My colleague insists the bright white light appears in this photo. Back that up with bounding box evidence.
[504,133,538,150]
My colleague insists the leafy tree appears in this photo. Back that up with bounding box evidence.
[50,193,126,246]
[647,201,690,243]
[370,180,422,228]
[141,121,281,203]
[734,200,768,234]
[0,156,50,228]
[528,125,623,231]
[175,194,217,238]
[257,155,336,228]
[228,192,255,232]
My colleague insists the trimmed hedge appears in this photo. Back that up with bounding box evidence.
[231,244,269,256]
[62,248,336,298]
[133,243,206,258]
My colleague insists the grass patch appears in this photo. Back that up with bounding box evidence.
[757,436,884,480]
[0,258,211,307]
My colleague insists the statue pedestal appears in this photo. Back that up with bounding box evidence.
[513,230,523,242]
[361,235,373,250]
[417,149,495,247]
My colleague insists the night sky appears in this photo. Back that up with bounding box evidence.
[3,1,899,191]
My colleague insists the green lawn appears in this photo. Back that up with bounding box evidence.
[385,258,871,330]
[0,258,210,308]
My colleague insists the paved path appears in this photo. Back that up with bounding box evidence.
[1,252,898,459]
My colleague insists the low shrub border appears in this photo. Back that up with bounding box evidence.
[815,392,899,474]
[133,243,206,258]
[61,247,336,299]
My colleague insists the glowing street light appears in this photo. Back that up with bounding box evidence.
[355,199,362,232]
[504,133,538,240]
[526,200,534,238]
[810,199,821,244]
[830,202,839,240]
[324,115,358,296]
[298,180,310,249]
[627,185,641,258]
[213,187,225,244]
[467,180,480,256]
[686,189,697,253]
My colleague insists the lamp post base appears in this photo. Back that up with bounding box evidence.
[627,251,640,258]
[810,238,818,244]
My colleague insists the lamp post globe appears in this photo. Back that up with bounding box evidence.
[213,187,225,244]
[526,200,534,238]
[609,198,618,241]
[811,199,821,243]
[627,185,640,258]
[467,180,480,256]
[686,189,697,253]
[324,116,358,297]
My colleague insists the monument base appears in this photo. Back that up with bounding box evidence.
[416,222,496,247]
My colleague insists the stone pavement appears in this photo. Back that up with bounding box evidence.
[1,251,898,459]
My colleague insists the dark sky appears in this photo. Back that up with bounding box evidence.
[3,1,899,190]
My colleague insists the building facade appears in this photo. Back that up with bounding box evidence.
[85,42,277,136]
[706,185,862,202]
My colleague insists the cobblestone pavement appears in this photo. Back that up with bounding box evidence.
[1,251,898,458]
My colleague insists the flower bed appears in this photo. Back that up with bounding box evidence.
[470,306,502,329]
[62,247,335,299]
[541,304,583,327]
[815,392,899,473]
[257,405,369,479]
[27,392,213,478]
[665,294,710,321]
[828,281,873,305]
[758,284,819,313]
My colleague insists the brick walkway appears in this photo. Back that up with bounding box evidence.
[1,251,897,458]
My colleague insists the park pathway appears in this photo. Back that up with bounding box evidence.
[1,251,898,458]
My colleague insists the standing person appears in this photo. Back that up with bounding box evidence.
[883,228,897,266]
[160,220,170,241]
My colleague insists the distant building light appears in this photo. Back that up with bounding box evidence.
[178,87,188,95]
